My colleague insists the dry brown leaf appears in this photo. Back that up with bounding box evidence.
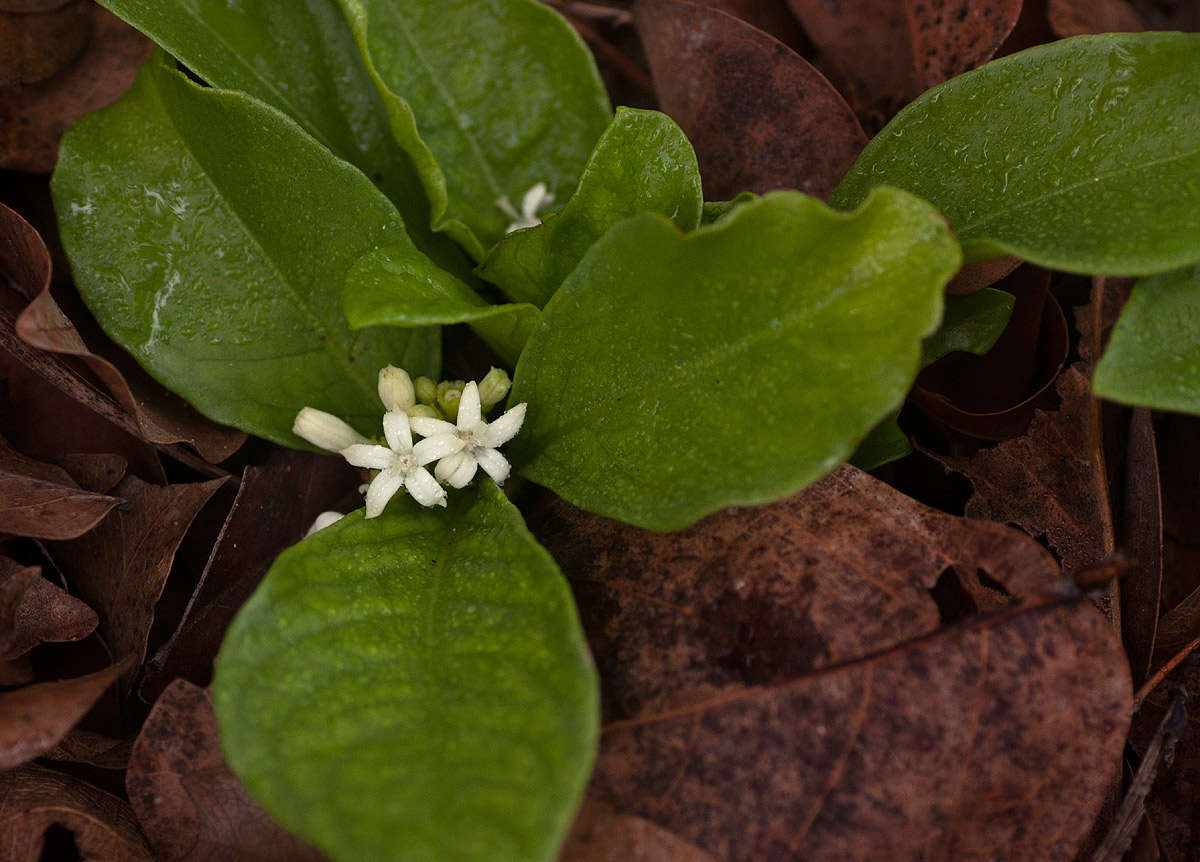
[0,556,96,658]
[563,801,717,862]
[0,432,120,539]
[0,763,153,860]
[127,679,326,861]
[635,0,866,200]
[0,0,90,86]
[1048,0,1144,35]
[1122,408,1163,687]
[43,727,132,769]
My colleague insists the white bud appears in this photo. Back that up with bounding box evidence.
[305,511,345,537]
[292,408,368,452]
[377,365,415,412]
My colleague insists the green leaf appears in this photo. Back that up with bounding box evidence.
[344,245,541,365]
[94,0,473,281]
[831,33,1200,276]
[213,483,598,862]
[336,0,612,257]
[509,188,961,530]
[702,192,758,226]
[52,57,440,446]
[852,288,1016,469]
[477,108,703,307]
[1093,265,1200,414]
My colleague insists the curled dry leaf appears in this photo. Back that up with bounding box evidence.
[0,432,120,539]
[0,0,91,86]
[0,657,129,770]
[0,201,246,463]
[46,474,226,673]
[0,5,150,171]
[1047,0,1145,36]
[127,679,325,861]
[564,801,717,862]
[536,465,1130,861]
[0,556,96,659]
[635,0,866,200]
[0,764,153,860]
[786,0,1021,129]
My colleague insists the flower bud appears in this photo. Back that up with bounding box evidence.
[414,376,438,406]
[437,380,465,422]
[377,365,415,412]
[305,511,345,537]
[477,367,512,412]
[292,408,367,452]
[406,404,441,420]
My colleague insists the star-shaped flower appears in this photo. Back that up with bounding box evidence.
[496,182,555,234]
[342,411,446,515]
[411,381,526,488]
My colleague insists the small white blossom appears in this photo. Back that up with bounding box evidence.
[305,510,345,536]
[377,364,415,413]
[496,182,554,234]
[411,381,526,489]
[293,407,368,451]
[342,411,446,515]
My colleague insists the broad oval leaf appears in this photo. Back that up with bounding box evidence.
[509,188,961,530]
[212,483,598,862]
[832,33,1200,276]
[337,0,612,257]
[344,245,541,365]
[52,57,440,446]
[94,0,473,280]
[478,107,704,308]
[1093,265,1200,414]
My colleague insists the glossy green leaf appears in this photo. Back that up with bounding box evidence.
[477,108,703,307]
[52,57,440,446]
[213,483,598,862]
[344,246,541,365]
[509,188,961,530]
[852,288,1016,469]
[337,0,612,258]
[702,192,758,226]
[94,0,473,280]
[832,33,1200,276]
[1093,266,1200,414]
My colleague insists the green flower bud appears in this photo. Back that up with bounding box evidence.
[406,404,442,420]
[414,376,438,406]
[437,380,466,422]
[477,367,512,412]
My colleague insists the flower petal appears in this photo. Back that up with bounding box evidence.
[410,416,457,438]
[434,450,468,484]
[445,451,478,488]
[483,402,526,448]
[413,433,465,465]
[305,511,345,537]
[383,411,413,452]
[457,381,482,429]
[404,466,446,508]
[293,408,367,452]
[475,447,510,484]
[341,444,395,471]
[364,466,405,518]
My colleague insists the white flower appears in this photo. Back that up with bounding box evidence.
[377,364,415,412]
[411,381,526,488]
[342,411,446,515]
[496,182,554,234]
[305,511,345,536]
[293,407,368,451]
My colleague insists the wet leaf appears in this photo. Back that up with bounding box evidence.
[1094,266,1200,415]
[337,0,612,255]
[511,189,960,530]
[52,55,440,447]
[1048,0,1144,36]
[47,474,226,671]
[0,658,128,769]
[0,434,120,539]
[635,0,867,200]
[534,465,1130,860]
[128,680,324,861]
[0,557,97,659]
[833,33,1200,275]
[0,5,150,172]
[0,764,153,860]
[213,483,597,862]
[785,0,1021,129]
[478,107,704,308]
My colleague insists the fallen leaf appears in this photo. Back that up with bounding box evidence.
[0,0,91,86]
[0,556,96,658]
[0,656,33,685]
[43,727,132,769]
[46,474,226,672]
[0,433,120,539]
[141,450,361,700]
[563,801,717,862]
[0,5,150,171]
[53,451,127,493]
[635,0,866,200]
[1121,408,1163,687]
[127,679,325,861]
[0,658,128,769]
[1048,0,1145,35]
[692,0,810,50]
[0,764,153,860]
[534,465,1130,860]
[785,0,1021,130]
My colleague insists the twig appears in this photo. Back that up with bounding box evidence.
[1134,635,1200,711]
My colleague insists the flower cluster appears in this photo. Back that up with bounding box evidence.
[293,365,526,524]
